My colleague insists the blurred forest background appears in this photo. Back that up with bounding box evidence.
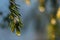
[0,0,60,40]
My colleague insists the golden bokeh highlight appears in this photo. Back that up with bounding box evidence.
[47,24,55,40]
[52,34,55,39]
[38,6,45,12]
[39,0,45,4]
[56,7,60,19]
[51,18,56,25]
[25,0,30,6]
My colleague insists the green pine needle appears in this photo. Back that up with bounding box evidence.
[6,0,23,36]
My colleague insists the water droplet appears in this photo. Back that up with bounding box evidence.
[16,30,21,36]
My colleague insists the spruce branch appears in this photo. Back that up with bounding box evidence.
[5,0,23,36]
